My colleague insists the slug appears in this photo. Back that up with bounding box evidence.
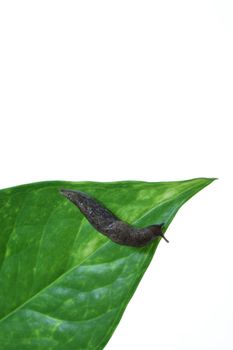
[60,189,169,247]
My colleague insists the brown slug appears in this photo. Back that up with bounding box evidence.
[60,189,169,247]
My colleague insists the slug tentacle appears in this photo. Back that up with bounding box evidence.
[60,189,169,247]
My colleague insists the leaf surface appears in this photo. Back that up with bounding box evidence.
[0,178,214,350]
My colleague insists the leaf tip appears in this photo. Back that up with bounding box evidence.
[195,177,218,187]
[205,177,218,186]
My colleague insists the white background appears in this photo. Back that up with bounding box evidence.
[0,1,232,349]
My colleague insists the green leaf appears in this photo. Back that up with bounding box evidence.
[0,178,214,350]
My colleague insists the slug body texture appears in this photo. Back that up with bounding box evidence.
[60,189,168,247]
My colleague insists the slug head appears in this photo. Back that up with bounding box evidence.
[149,223,169,243]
